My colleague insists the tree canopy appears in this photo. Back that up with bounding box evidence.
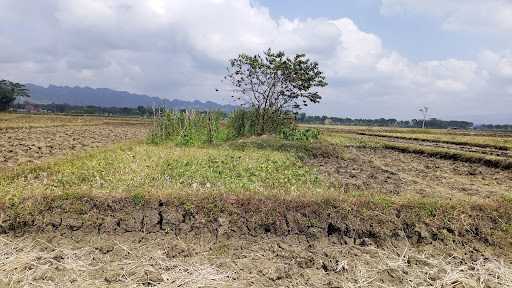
[225,49,327,134]
[0,80,30,111]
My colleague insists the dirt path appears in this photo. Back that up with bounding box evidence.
[308,147,512,199]
[0,124,149,168]
[1,233,510,287]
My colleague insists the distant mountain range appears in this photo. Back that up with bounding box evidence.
[25,84,237,112]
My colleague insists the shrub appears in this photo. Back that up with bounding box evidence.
[280,127,320,142]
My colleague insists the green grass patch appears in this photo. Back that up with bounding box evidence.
[159,147,323,194]
[0,141,331,205]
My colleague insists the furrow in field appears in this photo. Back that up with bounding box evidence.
[355,133,512,159]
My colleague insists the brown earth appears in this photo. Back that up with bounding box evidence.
[308,146,512,200]
[0,124,149,168]
[3,195,512,252]
[2,194,512,287]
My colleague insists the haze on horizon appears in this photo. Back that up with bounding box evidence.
[1,0,511,123]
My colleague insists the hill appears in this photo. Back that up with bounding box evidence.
[25,84,237,112]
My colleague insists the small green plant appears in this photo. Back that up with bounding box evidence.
[132,192,145,206]
[372,196,394,209]
[504,194,512,202]
[417,200,440,217]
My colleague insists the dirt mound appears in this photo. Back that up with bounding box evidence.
[2,196,511,254]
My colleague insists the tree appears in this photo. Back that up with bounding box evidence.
[225,49,327,134]
[0,80,30,111]
[137,105,147,116]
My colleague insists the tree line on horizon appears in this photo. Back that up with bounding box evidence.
[296,113,477,129]
[13,100,511,131]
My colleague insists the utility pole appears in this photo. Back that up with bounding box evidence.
[419,106,429,129]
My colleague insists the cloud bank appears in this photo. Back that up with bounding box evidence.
[0,0,511,122]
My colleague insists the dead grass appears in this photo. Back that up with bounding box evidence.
[1,234,511,287]
[356,131,512,151]
[0,236,233,287]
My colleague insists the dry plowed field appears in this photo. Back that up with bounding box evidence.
[308,147,512,199]
[1,118,512,287]
[0,115,150,168]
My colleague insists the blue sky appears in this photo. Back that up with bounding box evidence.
[259,0,493,61]
[1,0,511,123]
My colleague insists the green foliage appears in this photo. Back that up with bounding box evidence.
[0,80,30,111]
[160,148,322,193]
[131,192,145,206]
[417,200,440,217]
[227,109,258,138]
[372,196,395,209]
[299,115,474,130]
[504,194,512,205]
[225,49,327,135]
[279,127,320,142]
[227,108,294,138]
[147,110,231,145]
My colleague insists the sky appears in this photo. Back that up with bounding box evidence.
[1,0,511,123]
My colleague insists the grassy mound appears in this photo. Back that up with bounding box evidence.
[1,137,511,251]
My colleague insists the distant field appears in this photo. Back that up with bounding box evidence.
[309,124,512,167]
[2,116,512,287]
[0,113,151,129]
[301,123,512,137]
[0,113,151,168]
[354,131,512,150]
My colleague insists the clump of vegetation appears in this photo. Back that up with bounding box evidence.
[148,49,328,144]
[227,108,294,138]
[226,109,258,138]
[0,143,329,203]
[147,110,231,145]
[280,127,320,142]
[148,108,320,145]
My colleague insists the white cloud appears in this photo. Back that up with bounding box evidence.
[380,0,512,33]
[0,0,510,121]
[479,50,512,79]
